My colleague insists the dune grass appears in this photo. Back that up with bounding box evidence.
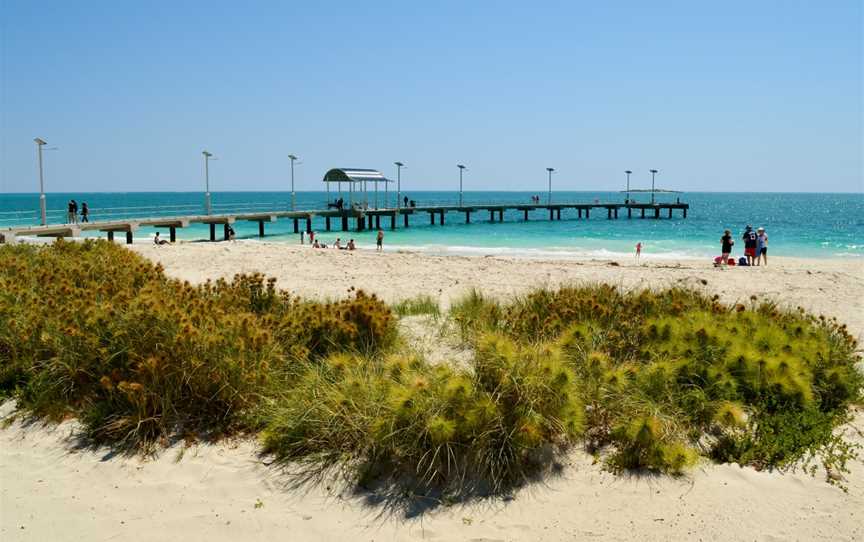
[448,286,863,480]
[391,295,441,318]
[0,240,860,492]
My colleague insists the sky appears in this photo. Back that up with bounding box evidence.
[0,0,861,194]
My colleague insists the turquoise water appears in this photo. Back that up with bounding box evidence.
[1,191,862,259]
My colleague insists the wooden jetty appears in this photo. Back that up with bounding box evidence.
[0,202,688,244]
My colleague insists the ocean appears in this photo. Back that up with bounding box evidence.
[1,191,862,259]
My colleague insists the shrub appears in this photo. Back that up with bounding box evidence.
[0,240,396,448]
[453,284,862,476]
[262,333,584,491]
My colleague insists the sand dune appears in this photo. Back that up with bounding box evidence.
[2,242,863,541]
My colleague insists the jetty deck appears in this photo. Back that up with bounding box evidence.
[0,201,689,244]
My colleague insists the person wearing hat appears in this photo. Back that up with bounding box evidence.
[742,225,758,266]
[756,227,768,266]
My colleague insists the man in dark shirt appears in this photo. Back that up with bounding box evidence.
[742,225,757,266]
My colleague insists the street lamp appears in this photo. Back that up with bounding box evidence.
[289,154,298,211]
[202,151,215,215]
[394,161,404,209]
[650,169,659,204]
[546,167,555,205]
[625,170,632,203]
[457,164,466,206]
[34,138,48,225]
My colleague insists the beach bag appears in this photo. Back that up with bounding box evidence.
[738,257,748,266]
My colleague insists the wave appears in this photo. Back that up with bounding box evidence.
[382,243,715,261]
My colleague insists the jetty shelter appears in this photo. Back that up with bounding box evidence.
[323,168,393,210]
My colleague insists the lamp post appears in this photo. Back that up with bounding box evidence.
[34,138,48,225]
[394,162,404,210]
[650,169,658,204]
[457,164,466,206]
[202,151,214,215]
[289,154,298,211]
[625,170,632,203]
[546,167,555,205]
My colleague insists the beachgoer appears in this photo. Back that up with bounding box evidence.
[227,226,236,241]
[376,229,384,252]
[742,225,757,266]
[334,238,341,249]
[403,196,408,207]
[154,232,168,245]
[757,227,768,266]
[80,202,89,223]
[410,200,416,208]
[313,239,321,248]
[300,230,305,245]
[67,200,76,223]
[71,200,78,223]
[309,231,315,244]
[635,242,642,262]
[347,239,356,251]
[721,229,734,267]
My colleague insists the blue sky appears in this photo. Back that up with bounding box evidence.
[1,0,861,193]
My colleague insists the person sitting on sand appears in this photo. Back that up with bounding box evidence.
[347,239,356,251]
[721,229,734,267]
[154,232,168,246]
[333,238,341,249]
[312,239,320,248]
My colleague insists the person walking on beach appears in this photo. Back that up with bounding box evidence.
[376,229,384,252]
[742,225,757,266]
[80,202,89,223]
[635,242,642,263]
[721,229,734,267]
[757,227,768,266]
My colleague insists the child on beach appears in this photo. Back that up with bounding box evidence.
[376,229,384,252]
[635,242,642,262]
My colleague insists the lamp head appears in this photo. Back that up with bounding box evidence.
[394,161,404,167]
[547,167,554,172]
[288,154,298,161]
[203,150,213,158]
[34,137,47,145]
[625,170,632,175]
[650,169,658,174]
[457,164,466,170]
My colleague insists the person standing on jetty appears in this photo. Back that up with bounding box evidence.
[80,202,89,223]
[376,229,384,252]
[742,225,757,266]
[67,200,77,223]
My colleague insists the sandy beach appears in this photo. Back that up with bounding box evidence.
[2,242,863,541]
[129,242,864,342]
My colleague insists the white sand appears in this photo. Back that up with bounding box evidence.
[131,242,864,341]
[2,242,863,541]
